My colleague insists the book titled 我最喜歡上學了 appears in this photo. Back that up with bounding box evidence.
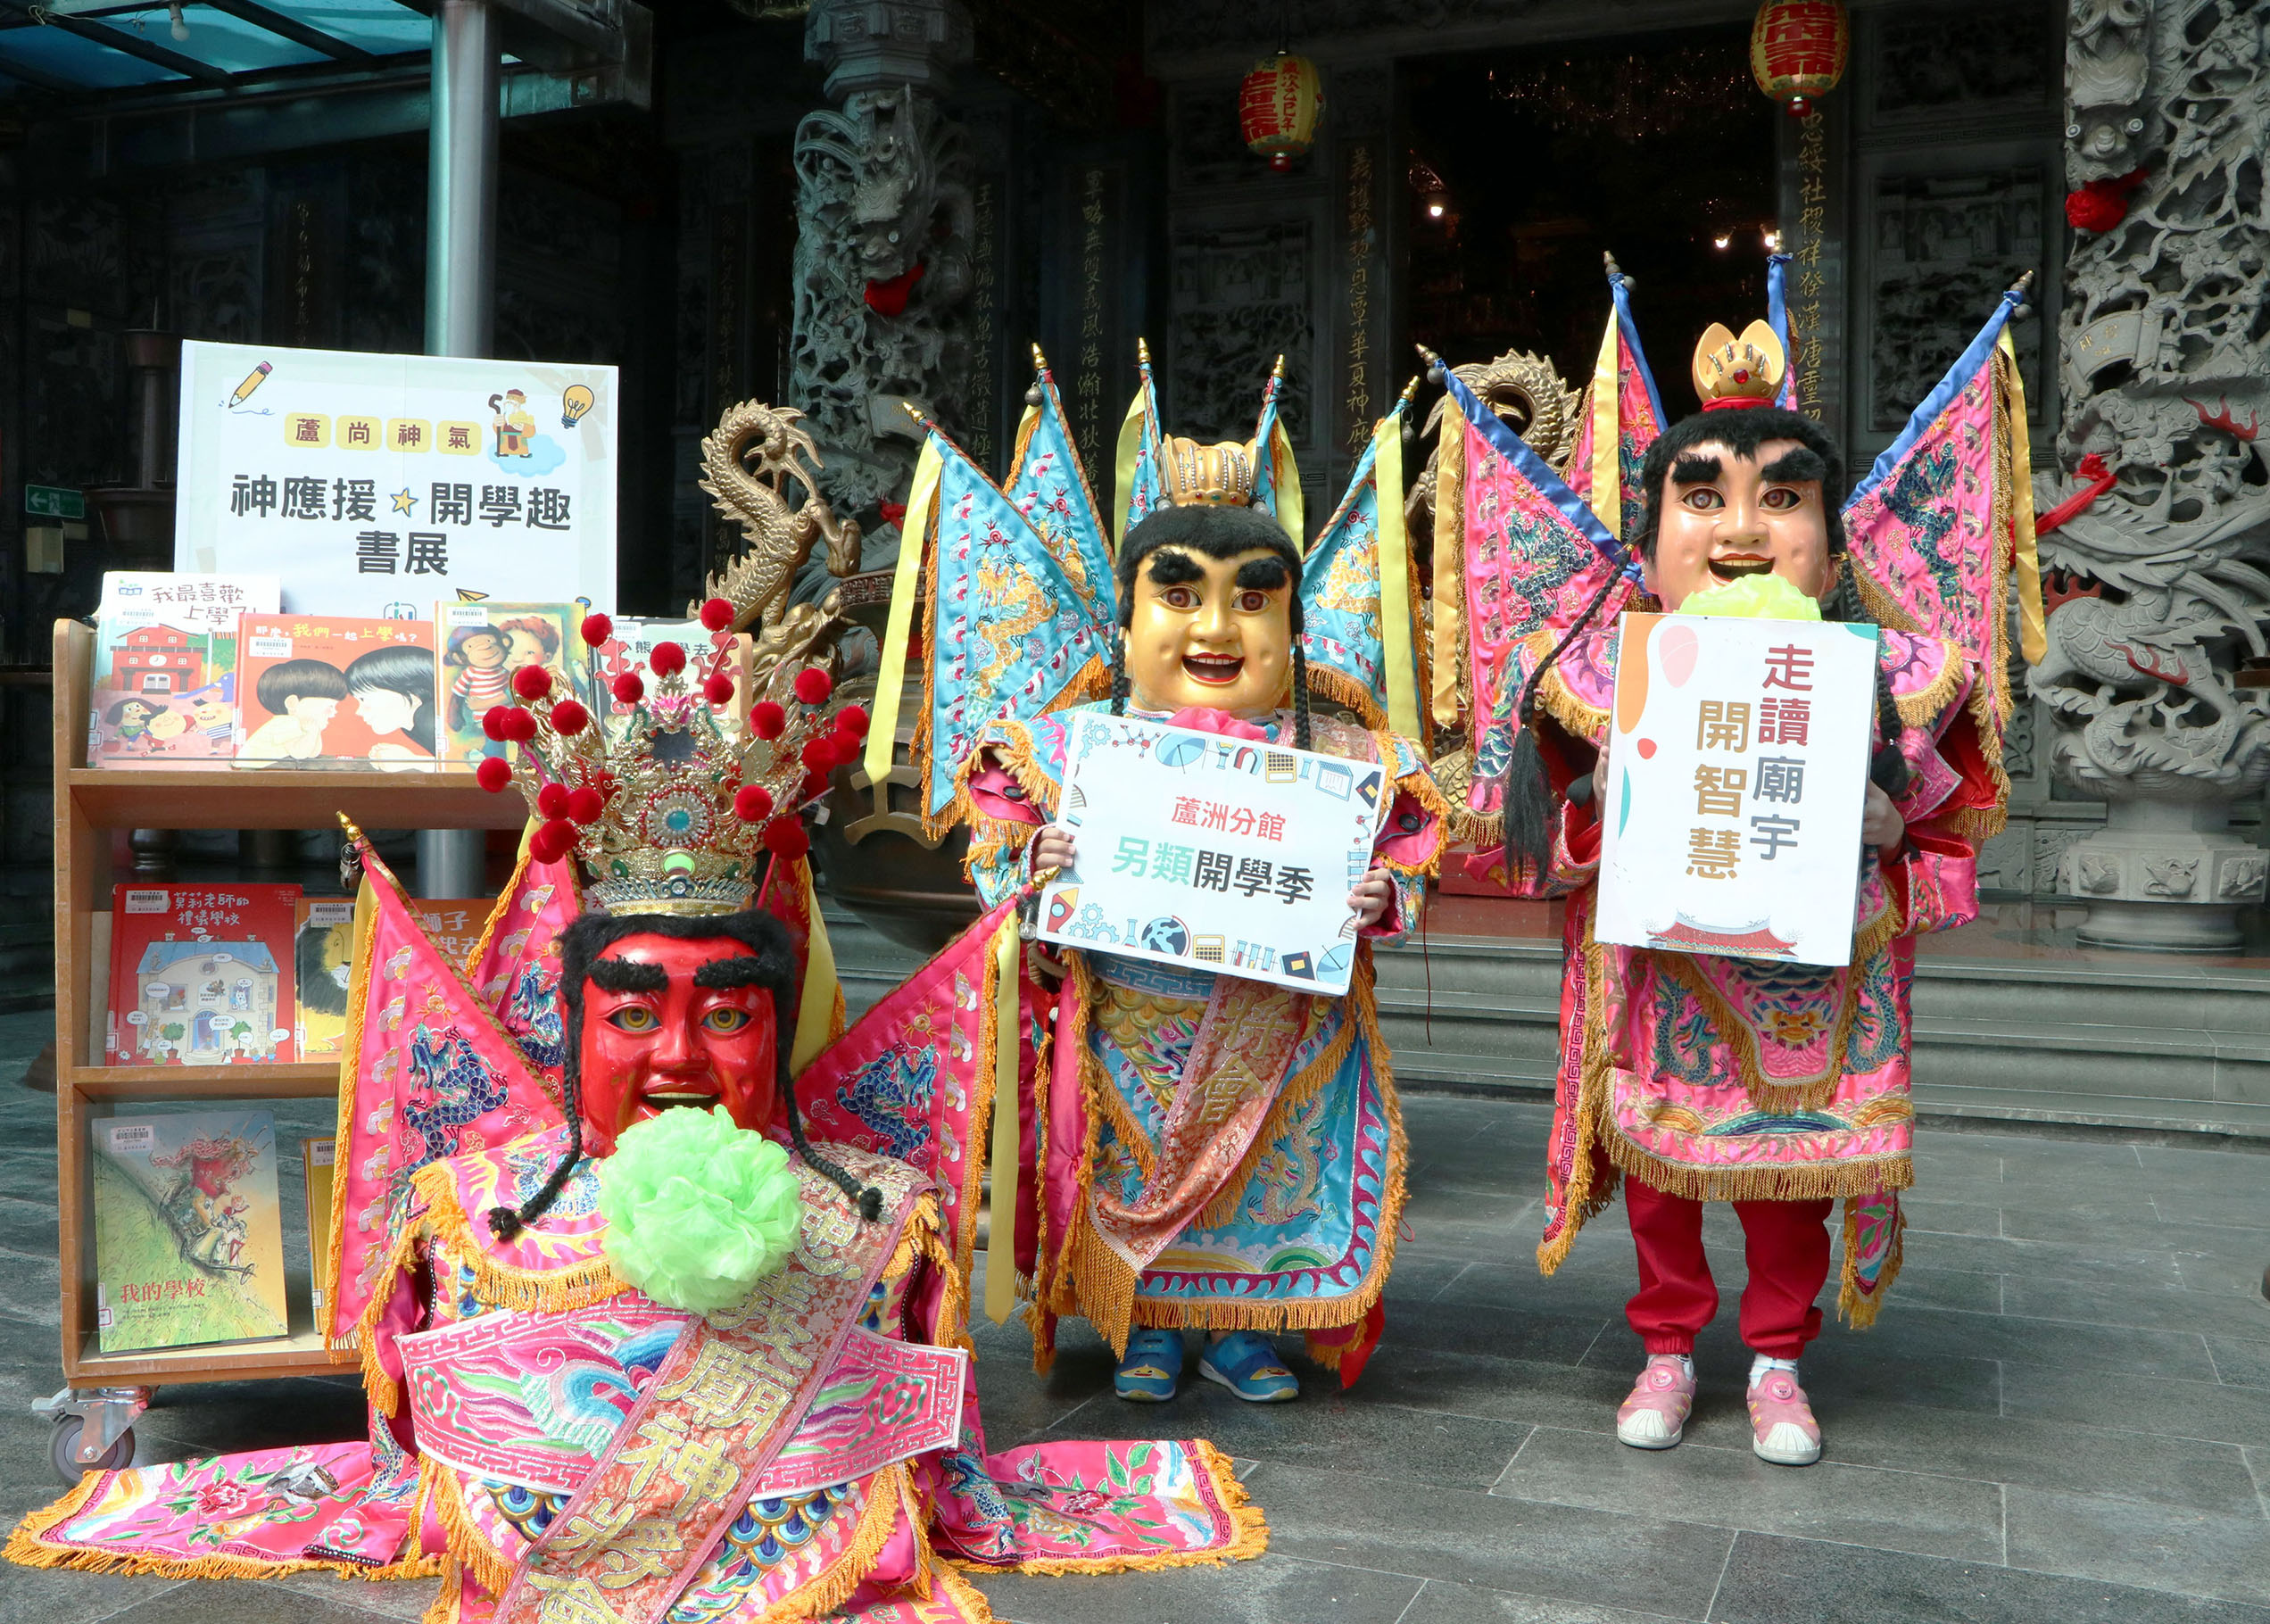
[93,1109,289,1354]
[86,572,279,768]
[107,883,300,1067]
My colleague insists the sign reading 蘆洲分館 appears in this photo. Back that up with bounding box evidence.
[1035,715,1382,998]
[174,341,615,616]
[1595,614,1878,969]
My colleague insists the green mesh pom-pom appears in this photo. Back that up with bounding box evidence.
[598,1106,804,1313]
[1680,572,1822,622]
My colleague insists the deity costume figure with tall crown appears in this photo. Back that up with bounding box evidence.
[860,349,1444,1404]
[1431,253,2041,1465]
[12,498,1265,1617]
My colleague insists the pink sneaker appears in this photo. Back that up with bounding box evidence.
[1747,1368,1822,1466]
[1615,1355,1694,1450]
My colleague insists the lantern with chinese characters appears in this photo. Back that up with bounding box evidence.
[1750,0,1849,119]
[1239,52,1323,172]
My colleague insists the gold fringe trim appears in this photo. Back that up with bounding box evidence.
[948,1439,1268,1578]
[1535,649,1610,746]
[884,1191,943,1290]
[352,1208,429,1417]
[1305,663,1388,730]
[760,1462,922,1623]
[418,1456,514,1597]
[405,1158,629,1315]
[1837,1195,1909,1329]
[422,1558,467,1624]
[4,1464,443,1581]
[1063,1206,1140,1358]
[1537,921,1620,1279]
[1601,1125,1915,1207]
[1197,978,1360,1230]
[932,1562,1003,1620]
[948,718,1067,853]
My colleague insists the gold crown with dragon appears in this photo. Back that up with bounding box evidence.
[1150,348,1291,508]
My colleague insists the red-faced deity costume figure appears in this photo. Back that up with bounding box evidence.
[12,609,1265,1613]
[1437,258,2038,1466]
[866,351,1445,1406]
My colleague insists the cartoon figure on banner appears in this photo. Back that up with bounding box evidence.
[883,344,1445,1405]
[1431,254,2037,1471]
[488,390,533,458]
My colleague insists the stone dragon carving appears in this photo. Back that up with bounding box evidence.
[1403,348,1581,538]
[788,84,973,519]
[694,401,866,701]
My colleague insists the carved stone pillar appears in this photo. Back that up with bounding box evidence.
[791,0,975,520]
[2033,0,2270,949]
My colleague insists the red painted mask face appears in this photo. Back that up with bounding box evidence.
[575,933,780,1158]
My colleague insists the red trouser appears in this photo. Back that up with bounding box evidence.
[1624,1176,1834,1359]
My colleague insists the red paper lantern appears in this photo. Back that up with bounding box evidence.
[1239,52,1323,172]
[1750,0,1848,119]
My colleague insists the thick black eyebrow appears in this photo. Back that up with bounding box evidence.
[692,957,771,990]
[586,958,667,994]
[1670,454,1722,486]
[1234,557,1291,591]
[1146,550,1204,586]
[1759,448,1827,485]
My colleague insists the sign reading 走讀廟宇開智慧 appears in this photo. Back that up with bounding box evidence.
[1595,613,1879,969]
[173,340,616,617]
[1035,715,1384,998]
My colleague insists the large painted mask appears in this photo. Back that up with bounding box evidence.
[573,932,780,1159]
[1122,544,1295,718]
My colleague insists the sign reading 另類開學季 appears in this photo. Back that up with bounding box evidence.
[1595,613,1878,968]
[1035,715,1382,997]
[174,340,616,616]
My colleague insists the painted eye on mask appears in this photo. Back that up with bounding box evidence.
[1682,489,1726,510]
[606,1006,659,1032]
[701,1007,753,1034]
[1159,585,1199,610]
[1237,590,1271,613]
[1761,487,1802,510]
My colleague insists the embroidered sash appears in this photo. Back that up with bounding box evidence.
[1088,975,1314,1277]
[400,1305,968,1503]
[494,1149,924,1624]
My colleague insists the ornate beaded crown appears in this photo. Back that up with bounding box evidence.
[1692,319,1786,411]
[474,607,867,916]
[1159,437,1258,507]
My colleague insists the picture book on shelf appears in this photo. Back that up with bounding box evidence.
[435,601,588,766]
[294,899,356,1059]
[236,614,439,767]
[106,883,300,1066]
[302,1136,352,1349]
[92,1108,289,1354]
[86,571,281,768]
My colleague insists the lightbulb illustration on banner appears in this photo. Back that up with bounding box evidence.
[560,385,594,429]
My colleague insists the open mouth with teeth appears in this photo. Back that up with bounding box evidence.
[1708,554,1775,584]
[1182,652,1245,685]
[637,1082,721,1116]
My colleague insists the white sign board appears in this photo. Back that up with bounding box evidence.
[175,340,616,616]
[1036,715,1382,997]
[1595,613,1879,968]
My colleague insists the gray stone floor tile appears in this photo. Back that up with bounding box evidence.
[1997,1202,2185,1248]
[1827,1264,2001,1316]
[1387,1294,1611,1367]
[2154,1195,2270,1234]
[1397,1578,1696,1624]
[0,1196,59,1260]
[1900,1229,2187,1288]
[1679,1393,2262,1515]
[83,1587,406,1624]
[1826,1304,2216,1381]
[1256,1460,1736,1619]
[1033,1377,1538,1491]
[1489,1424,2004,1563]
[2001,1361,2270,1450]
[267,1573,440,1622]
[1711,1529,2270,1624]
[2006,1485,2270,1605]
[2003,1276,2270,1341]
[0,1568,188,1624]
[1898,1199,2004,1239]
[2211,1337,2270,1389]
[1356,1346,1636,1433]
[978,1552,1423,1624]
[2179,1252,2270,1297]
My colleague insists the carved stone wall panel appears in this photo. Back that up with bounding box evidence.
[1165,216,1316,452]
[31,196,127,320]
[1866,165,2049,432]
[1171,79,1270,192]
[1327,65,1393,501]
[1868,0,2060,128]
[343,153,426,355]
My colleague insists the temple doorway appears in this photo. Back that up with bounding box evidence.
[1404,23,1779,419]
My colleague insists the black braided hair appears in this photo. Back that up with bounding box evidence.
[1819,568,1913,800]
[487,904,880,1240]
[1501,561,1628,874]
[1112,502,1309,728]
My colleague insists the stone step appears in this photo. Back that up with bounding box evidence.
[819,901,2270,1140]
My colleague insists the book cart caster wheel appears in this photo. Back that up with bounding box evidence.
[50,1417,133,1483]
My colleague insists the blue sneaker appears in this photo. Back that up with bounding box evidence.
[1198,1330,1299,1403]
[1114,1328,1185,1402]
